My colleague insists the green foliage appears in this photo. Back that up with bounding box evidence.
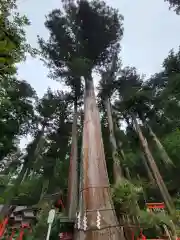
[39,0,123,85]
[2,0,180,238]
[162,129,180,164]
[112,179,142,215]
[50,213,72,240]
[0,0,36,76]
[112,179,173,234]
[0,78,36,161]
[0,0,37,162]
[138,210,173,230]
[33,202,51,239]
[164,0,180,14]
[0,174,9,185]
[12,178,43,205]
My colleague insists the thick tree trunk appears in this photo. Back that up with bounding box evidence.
[75,78,124,240]
[133,117,174,215]
[104,98,123,182]
[146,123,174,166]
[67,101,78,220]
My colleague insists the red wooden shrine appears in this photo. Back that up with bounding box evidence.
[146,202,165,210]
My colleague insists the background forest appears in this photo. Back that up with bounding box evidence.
[1,0,180,239]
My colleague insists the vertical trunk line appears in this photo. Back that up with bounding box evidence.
[105,98,123,182]
[75,77,124,240]
[147,123,174,166]
[140,152,155,185]
[67,101,78,220]
[133,116,174,215]
[40,179,49,201]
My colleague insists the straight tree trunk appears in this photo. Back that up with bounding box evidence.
[133,116,174,215]
[101,51,123,182]
[104,98,123,182]
[114,121,141,240]
[23,126,45,181]
[124,167,131,180]
[40,179,50,201]
[115,123,131,180]
[146,123,174,166]
[33,126,45,159]
[75,77,124,240]
[114,128,135,240]
[140,152,155,185]
[67,101,78,220]
[114,123,126,161]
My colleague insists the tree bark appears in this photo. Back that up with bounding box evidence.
[67,101,78,220]
[133,116,174,215]
[75,77,124,240]
[146,123,174,166]
[104,98,123,182]
[140,152,155,185]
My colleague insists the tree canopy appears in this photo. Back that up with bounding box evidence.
[164,0,180,14]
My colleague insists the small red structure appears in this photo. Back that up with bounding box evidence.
[146,203,165,210]
[59,232,73,239]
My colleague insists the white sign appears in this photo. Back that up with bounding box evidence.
[47,209,56,224]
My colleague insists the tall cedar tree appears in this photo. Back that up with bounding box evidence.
[39,0,124,239]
